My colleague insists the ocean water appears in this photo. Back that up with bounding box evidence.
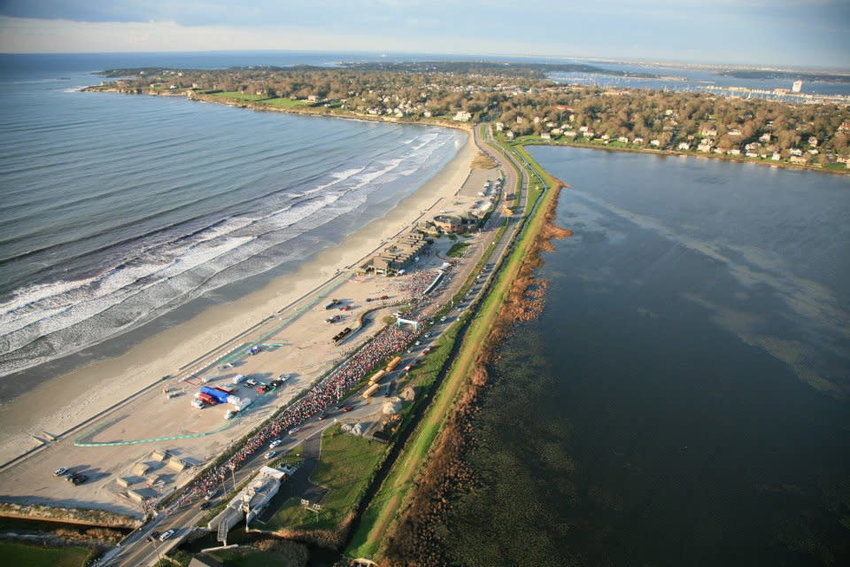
[443,148,850,565]
[0,54,464,385]
[548,61,850,99]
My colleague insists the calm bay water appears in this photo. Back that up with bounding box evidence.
[0,53,464,387]
[445,148,850,566]
[549,61,850,99]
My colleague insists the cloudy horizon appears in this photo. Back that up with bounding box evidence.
[1,1,848,70]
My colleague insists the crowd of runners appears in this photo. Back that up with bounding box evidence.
[173,324,416,510]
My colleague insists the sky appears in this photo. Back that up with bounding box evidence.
[0,0,848,69]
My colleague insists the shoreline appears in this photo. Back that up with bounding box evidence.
[516,138,850,176]
[344,132,562,559]
[87,86,474,135]
[0,127,476,465]
[87,87,846,177]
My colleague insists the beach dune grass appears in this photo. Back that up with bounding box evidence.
[0,542,95,567]
[266,424,386,533]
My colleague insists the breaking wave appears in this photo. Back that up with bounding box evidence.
[0,110,463,378]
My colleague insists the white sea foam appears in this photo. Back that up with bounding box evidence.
[0,126,463,377]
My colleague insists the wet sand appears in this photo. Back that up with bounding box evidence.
[0,130,475,465]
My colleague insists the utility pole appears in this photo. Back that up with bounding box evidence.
[151,537,163,566]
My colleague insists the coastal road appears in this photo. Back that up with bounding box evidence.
[104,399,379,567]
[104,122,531,566]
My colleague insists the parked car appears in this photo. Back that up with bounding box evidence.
[264,451,278,460]
[147,531,160,542]
[53,467,68,477]
[69,473,87,485]
[269,439,282,448]
[159,529,175,542]
[199,501,211,510]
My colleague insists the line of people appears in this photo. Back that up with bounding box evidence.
[173,324,416,510]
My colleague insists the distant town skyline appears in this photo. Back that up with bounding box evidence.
[1,0,848,69]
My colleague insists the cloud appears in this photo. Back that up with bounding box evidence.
[0,16,560,57]
[0,0,847,67]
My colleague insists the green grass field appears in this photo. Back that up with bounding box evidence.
[210,91,269,101]
[266,425,386,532]
[260,97,310,108]
[0,542,95,567]
[446,242,470,258]
[207,92,310,108]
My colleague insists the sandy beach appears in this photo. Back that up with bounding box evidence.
[0,128,475,466]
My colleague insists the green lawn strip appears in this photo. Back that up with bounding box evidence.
[268,442,304,469]
[207,92,310,108]
[209,91,269,102]
[446,242,470,258]
[258,97,310,108]
[347,138,557,560]
[264,425,386,532]
[0,541,95,567]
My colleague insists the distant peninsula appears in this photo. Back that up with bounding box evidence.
[720,68,850,83]
[85,61,850,174]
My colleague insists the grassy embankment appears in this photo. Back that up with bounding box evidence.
[257,317,466,541]
[346,137,559,560]
[254,141,509,542]
[266,424,386,533]
[0,542,96,567]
